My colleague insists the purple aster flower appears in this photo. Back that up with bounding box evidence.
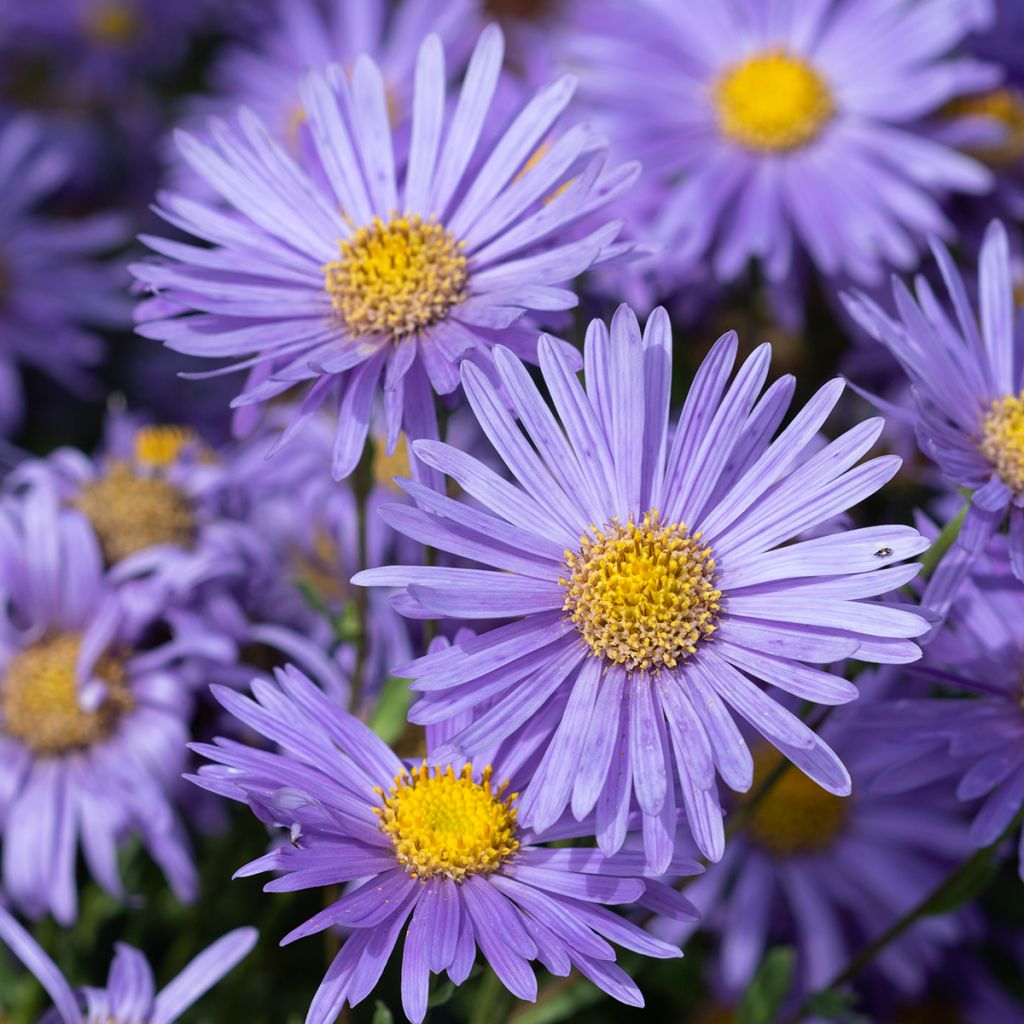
[0,116,129,434]
[566,0,996,287]
[0,904,255,1023]
[655,713,971,1001]
[2,0,209,96]
[844,220,1024,596]
[133,25,638,479]
[7,413,281,611]
[190,663,695,1022]
[0,481,204,923]
[353,304,932,868]
[860,533,1024,879]
[187,0,477,151]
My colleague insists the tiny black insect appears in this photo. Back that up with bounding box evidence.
[874,547,893,558]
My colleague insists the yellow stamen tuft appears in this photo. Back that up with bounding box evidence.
[946,87,1024,166]
[324,214,468,340]
[76,463,195,564]
[560,510,721,674]
[372,434,412,494]
[979,392,1024,496]
[2,633,131,755]
[83,1,141,46]
[133,424,198,468]
[375,762,519,881]
[745,749,848,857]
[715,49,834,153]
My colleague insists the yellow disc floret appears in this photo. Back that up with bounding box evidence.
[83,1,141,46]
[560,510,721,674]
[76,463,196,564]
[979,392,1024,496]
[133,424,198,468]
[372,433,412,495]
[2,633,131,755]
[375,762,519,881]
[715,49,835,152]
[324,215,468,340]
[745,749,849,857]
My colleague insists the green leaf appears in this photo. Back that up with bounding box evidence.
[372,999,395,1024]
[738,946,796,1024]
[509,979,605,1024]
[428,978,456,1008]
[924,856,999,915]
[368,675,414,745]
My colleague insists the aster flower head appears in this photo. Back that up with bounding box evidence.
[845,219,1024,587]
[354,304,932,868]
[863,533,1024,880]
[0,905,255,1024]
[0,482,205,923]
[134,25,637,479]
[0,116,128,433]
[657,714,972,1000]
[568,0,997,286]
[6,415,267,608]
[190,0,477,152]
[191,664,696,1023]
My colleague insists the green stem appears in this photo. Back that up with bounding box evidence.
[469,967,510,1024]
[781,808,1024,1024]
[918,498,969,579]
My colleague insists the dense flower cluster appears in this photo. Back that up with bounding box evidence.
[1,2,1023,1023]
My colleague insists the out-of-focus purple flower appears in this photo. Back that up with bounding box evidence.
[845,220,1024,599]
[0,116,129,434]
[1,0,209,96]
[0,482,208,923]
[354,304,931,869]
[228,408,418,705]
[655,713,971,1001]
[0,904,256,1024]
[6,416,264,606]
[185,0,477,151]
[133,26,638,479]
[861,533,1024,880]
[566,0,996,287]
[190,663,695,1023]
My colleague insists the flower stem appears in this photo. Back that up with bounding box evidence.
[470,967,510,1024]
[781,807,1023,1024]
[918,497,969,579]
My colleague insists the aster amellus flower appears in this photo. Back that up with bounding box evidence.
[134,25,636,478]
[191,665,695,1023]
[354,304,931,867]
[0,905,255,1024]
[189,0,476,151]
[567,0,996,285]
[863,534,1024,880]
[0,116,128,433]
[845,220,1024,589]
[0,482,202,923]
[659,716,970,999]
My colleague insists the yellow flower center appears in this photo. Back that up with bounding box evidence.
[745,749,849,857]
[83,1,141,46]
[324,215,468,340]
[372,434,412,494]
[946,87,1024,166]
[375,762,519,881]
[133,424,198,468]
[979,392,1024,496]
[560,511,721,674]
[291,528,351,608]
[2,634,131,755]
[715,49,835,152]
[76,463,196,564]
